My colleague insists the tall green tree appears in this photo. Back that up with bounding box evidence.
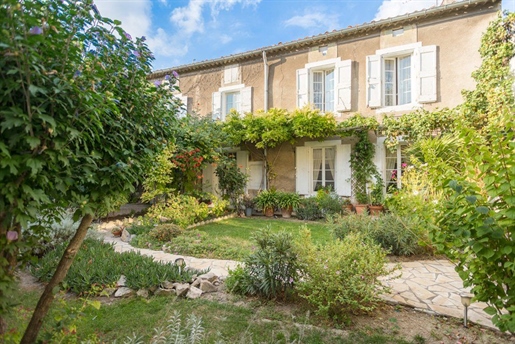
[0,0,178,341]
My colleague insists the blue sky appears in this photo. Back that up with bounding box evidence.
[95,0,515,71]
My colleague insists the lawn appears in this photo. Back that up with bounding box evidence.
[196,217,332,245]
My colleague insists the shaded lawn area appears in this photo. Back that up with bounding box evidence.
[195,217,332,245]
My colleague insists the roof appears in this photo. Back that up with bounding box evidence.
[150,0,500,79]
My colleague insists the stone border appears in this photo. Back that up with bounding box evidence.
[186,213,237,229]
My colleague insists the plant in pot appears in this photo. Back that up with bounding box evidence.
[242,194,254,217]
[369,178,385,216]
[277,191,301,218]
[341,197,353,213]
[254,190,278,217]
[354,191,369,215]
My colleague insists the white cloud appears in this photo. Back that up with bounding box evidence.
[374,0,440,21]
[284,11,339,31]
[171,1,205,35]
[94,0,152,39]
[219,34,233,44]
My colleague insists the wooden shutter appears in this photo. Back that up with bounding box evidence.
[416,45,437,103]
[366,54,381,108]
[248,161,264,190]
[240,87,252,114]
[373,137,385,184]
[236,151,248,176]
[296,68,309,108]
[177,94,188,118]
[335,144,351,196]
[212,92,221,120]
[335,59,352,112]
[295,146,311,195]
[202,164,219,195]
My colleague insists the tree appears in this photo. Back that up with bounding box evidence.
[0,0,178,341]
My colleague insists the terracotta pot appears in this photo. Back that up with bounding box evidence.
[369,205,384,216]
[281,206,293,218]
[354,204,368,215]
[112,229,123,237]
[342,204,354,213]
[264,207,274,217]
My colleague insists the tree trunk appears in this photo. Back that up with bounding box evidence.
[21,213,94,344]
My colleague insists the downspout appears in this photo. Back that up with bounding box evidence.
[263,50,269,111]
[263,51,269,190]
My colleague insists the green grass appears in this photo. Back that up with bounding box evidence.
[4,285,423,343]
[196,217,332,245]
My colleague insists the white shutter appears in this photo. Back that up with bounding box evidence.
[295,146,311,195]
[236,151,248,176]
[240,86,252,114]
[248,161,264,190]
[335,144,351,196]
[296,68,309,108]
[335,59,352,112]
[373,137,386,184]
[366,54,382,108]
[416,45,437,103]
[178,94,188,118]
[202,164,219,195]
[212,91,221,120]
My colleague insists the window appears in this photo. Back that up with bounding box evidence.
[312,147,335,191]
[212,85,252,120]
[296,58,352,112]
[312,70,334,112]
[385,145,408,192]
[295,141,351,196]
[224,65,239,84]
[367,43,437,110]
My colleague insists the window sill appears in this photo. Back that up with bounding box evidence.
[375,103,422,114]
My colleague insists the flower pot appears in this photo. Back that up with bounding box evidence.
[245,207,253,217]
[263,207,274,217]
[369,205,384,216]
[281,206,293,218]
[354,204,368,215]
[342,204,353,213]
[112,229,123,237]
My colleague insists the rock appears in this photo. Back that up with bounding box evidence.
[121,229,131,242]
[213,280,221,287]
[136,289,149,298]
[116,275,126,287]
[175,283,190,297]
[103,287,116,296]
[197,272,217,282]
[154,288,174,296]
[114,287,134,298]
[186,286,202,299]
[192,278,201,288]
[149,285,158,294]
[161,280,174,289]
[199,280,217,293]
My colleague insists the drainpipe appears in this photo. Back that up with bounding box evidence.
[263,51,269,111]
[264,148,268,190]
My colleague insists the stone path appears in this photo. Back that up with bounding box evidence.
[96,223,494,330]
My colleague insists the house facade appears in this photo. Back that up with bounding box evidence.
[150,0,500,198]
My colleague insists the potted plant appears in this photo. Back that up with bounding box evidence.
[277,191,301,218]
[341,197,353,213]
[369,179,385,216]
[242,194,254,217]
[254,190,278,217]
[355,191,369,215]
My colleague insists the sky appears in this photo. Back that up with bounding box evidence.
[95,0,515,71]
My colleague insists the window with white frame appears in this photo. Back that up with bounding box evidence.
[297,58,352,112]
[212,85,252,121]
[367,43,437,111]
[295,141,351,196]
[385,145,408,192]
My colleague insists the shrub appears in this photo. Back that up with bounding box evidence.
[295,197,322,220]
[149,224,184,242]
[315,189,344,216]
[30,238,201,294]
[226,228,300,299]
[294,230,394,319]
[126,223,154,236]
[330,214,426,256]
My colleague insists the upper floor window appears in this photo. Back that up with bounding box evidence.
[367,43,437,112]
[224,91,241,115]
[297,58,352,113]
[212,84,252,121]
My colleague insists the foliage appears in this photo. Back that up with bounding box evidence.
[294,197,322,220]
[141,144,176,203]
[215,155,248,210]
[291,107,337,139]
[330,214,428,256]
[149,224,184,242]
[147,311,205,344]
[30,238,200,293]
[254,190,278,211]
[226,228,301,299]
[338,113,379,134]
[369,178,385,206]
[145,194,228,228]
[294,230,393,319]
[276,191,301,209]
[315,188,344,216]
[242,194,254,208]
[125,223,154,236]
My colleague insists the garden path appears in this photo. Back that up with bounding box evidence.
[96,223,495,331]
